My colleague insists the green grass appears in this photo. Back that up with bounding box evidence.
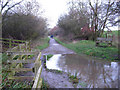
[79,82,87,87]
[1,75,33,88]
[1,53,33,88]
[55,38,119,61]
[41,79,49,89]
[102,30,118,38]
[68,72,79,88]
[1,53,8,63]
[46,69,63,74]
[101,30,119,48]
[54,70,63,73]
[104,30,119,37]
[1,64,33,88]
[46,54,53,61]
[36,37,50,50]
[112,31,119,36]
[0,53,2,64]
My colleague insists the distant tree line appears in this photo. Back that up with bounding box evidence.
[1,0,48,40]
[57,0,119,41]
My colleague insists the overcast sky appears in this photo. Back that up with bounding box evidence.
[38,0,68,28]
[38,0,118,29]
[13,0,118,30]
[8,0,68,28]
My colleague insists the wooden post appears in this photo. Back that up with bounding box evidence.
[44,55,47,68]
[34,52,41,76]
[28,40,31,51]
[18,45,23,60]
[19,44,22,51]
[106,33,107,38]
[17,44,20,51]
[25,42,28,51]
[32,66,42,89]
[25,55,28,60]
[9,39,12,49]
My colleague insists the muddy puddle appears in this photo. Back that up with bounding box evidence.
[46,54,119,88]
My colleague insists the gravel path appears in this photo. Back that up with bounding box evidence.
[41,38,76,88]
[41,38,76,55]
[41,68,74,88]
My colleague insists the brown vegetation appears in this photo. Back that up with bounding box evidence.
[57,0,119,41]
[2,0,48,40]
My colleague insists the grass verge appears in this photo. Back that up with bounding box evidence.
[55,38,118,61]
[46,54,53,61]
[41,79,49,89]
[36,37,50,50]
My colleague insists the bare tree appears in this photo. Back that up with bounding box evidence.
[88,0,118,37]
[58,1,90,40]
[2,0,47,40]
[1,0,23,20]
[108,1,120,27]
[15,0,42,17]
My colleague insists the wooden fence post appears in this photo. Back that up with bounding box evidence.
[32,52,42,89]
[29,40,31,51]
[9,39,12,49]
[106,33,107,38]
[25,42,27,51]
[25,41,31,51]
[34,52,41,76]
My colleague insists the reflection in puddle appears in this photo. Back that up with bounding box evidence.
[46,54,119,88]
[53,44,59,45]
[46,54,61,70]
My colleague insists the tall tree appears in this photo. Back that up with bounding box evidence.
[1,0,23,20]
[108,1,120,28]
[15,0,42,17]
[58,0,90,40]
[88,0,118,37]
[2,0,47,40]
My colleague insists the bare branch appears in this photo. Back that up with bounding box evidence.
[1,0,9,11]
[2,0,24,20]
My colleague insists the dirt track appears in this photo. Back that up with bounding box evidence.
[41,38,75,55]
[41,38,76,88]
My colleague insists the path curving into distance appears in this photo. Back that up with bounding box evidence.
[41,38,76,55]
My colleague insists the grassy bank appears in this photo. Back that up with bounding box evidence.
[104,30,119,36]
[35,37,50,50]
[46,54,53,61]
[55,38,118,61]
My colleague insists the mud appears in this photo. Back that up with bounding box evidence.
[41,67,74,88]
[41,38,77,88]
